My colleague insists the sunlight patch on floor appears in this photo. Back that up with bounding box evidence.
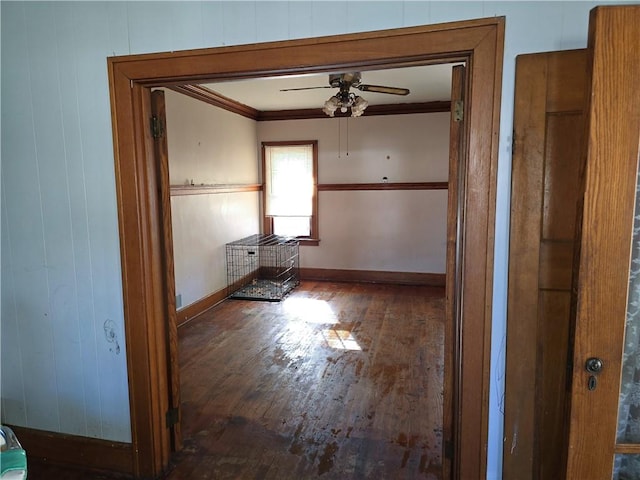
[283,297,338,324]
[281,297,362,350]
[322,329,362,351]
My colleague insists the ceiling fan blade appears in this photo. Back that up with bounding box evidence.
[357,84,410,95]
[279,86,333,92]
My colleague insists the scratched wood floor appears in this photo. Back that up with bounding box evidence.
[30,281,444,479]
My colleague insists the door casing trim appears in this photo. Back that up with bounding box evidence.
[107,17,504,478]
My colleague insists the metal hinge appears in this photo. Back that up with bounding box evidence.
[166,407,179,428]
[151,115,164,139]
[453,100,464,122]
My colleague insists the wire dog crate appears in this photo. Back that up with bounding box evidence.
[226,234,300,301]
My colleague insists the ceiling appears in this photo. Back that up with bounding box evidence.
[200,63,457,112]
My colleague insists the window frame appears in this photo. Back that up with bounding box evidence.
[261,140,319,245]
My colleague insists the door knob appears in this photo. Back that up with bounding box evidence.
[585,357,604,374]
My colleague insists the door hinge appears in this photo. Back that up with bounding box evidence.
[166,407,179,428]
[453,100,464,122]
[151,115,164,139]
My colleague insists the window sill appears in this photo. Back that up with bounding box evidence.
[298,238,320,246]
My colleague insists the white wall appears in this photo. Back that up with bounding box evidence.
[259,114,449,183]
[164,89,258,186]
[258,114,449,273]
[314,190,448,272]
[0,1,624,475]
[163,89,260,308]
[1,1,130,442]
[171,193,260,307]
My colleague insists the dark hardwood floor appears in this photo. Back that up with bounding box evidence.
[29,281,444,479]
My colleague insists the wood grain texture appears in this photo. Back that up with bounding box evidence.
[111,20,496,84]
[317,182,447,191]
[175,281,445,479]
[538,241,574,291]
[109,69,171,476]
[504,52,547,480]
[537,290,572,480]
[543,113,585,240]
[170,184,262,196]
[299,268,445,286]
[445,64,465,480]
[152,90,183,451]
[456,24,504,480]
[566,5,640,478]
[10,426,133,475]
[256,101,452,121]
[176,287,227,327]
[107,18,504,478]
[615,444,640,454]
[142,84,174,474]
[504,49,587,480]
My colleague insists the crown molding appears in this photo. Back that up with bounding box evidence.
[170,85,450,121]
[169,85,259,119]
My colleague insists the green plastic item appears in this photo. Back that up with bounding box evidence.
[1,426,27,479]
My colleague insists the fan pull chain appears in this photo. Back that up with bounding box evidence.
[338,117,341,159]
[346,117,349,156]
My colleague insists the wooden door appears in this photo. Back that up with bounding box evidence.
[150,90,182,452]
[504,49,588,479]
[565,5,640,478]
[505,6,640,478]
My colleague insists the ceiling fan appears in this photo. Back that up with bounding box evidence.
[280,72,410,117]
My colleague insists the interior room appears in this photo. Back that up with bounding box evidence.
[165,65,452,317]
[4,3,639,480]
[157,64,453,478]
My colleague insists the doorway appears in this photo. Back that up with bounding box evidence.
[158,61,458,478]
[107,18,504,478]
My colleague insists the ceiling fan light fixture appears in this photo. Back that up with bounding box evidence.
[351,96,369,117]
[323,96,340,117]
[283,71,408,117]
[322,92,369,118]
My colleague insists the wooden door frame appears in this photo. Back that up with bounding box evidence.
[107,18,504,478]
[446,63,467,480]
[149,90,182,452]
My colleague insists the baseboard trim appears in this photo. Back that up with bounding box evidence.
[176,270,444,326]
[8,425,133,475]
[176,287,227,327]
[299,268,446,286]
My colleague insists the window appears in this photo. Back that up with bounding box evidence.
[262,141,318,244]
